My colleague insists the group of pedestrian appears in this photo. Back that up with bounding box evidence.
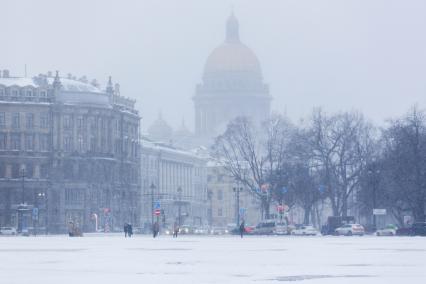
[124,223,133,238]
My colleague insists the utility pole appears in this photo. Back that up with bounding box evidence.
[150,183,156,230]
[21,169,26,204]
[233,187,243,225]
[177,187,182,226]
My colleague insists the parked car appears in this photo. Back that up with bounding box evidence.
[321,216,355,235]
[291,225,320,236]
[179,225,194,235]
[273,223,289,235]
[335,224,365,236]
[193,227,209,235]
[396,227,412,236]
[0,227,17,235]
[210,227,229,235]
[376,224,398,236]
[252,221,277,235]
[411,222,426,236]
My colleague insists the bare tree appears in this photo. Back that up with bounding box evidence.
[308,109,375,217]
[212,115,293,219]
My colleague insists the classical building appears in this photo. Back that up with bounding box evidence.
[140,137,207,230]
[193,12,272,142]
[206,160,260,227]
[0,70,141,233]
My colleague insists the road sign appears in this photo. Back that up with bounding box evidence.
[373,209,386,215]
[239,208,246,216]
[154,209,161,216]
[154,201,161,209]
[281,187,288,194]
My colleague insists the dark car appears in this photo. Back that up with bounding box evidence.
[321,216,355,235]
[411,222,426,236]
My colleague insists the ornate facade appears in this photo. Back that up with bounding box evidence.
[0,70,140,233]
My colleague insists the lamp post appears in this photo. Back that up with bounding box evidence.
[150,183,156,229]
[177,187,182,226]
[207,190,213,227]
[21,169,26,204]
[233,187,243,226]
[368,168,380,229]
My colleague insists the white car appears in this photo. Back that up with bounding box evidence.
[0,227,17,235]
[376,224,398,236]
[291,225,319,236]
[335,224,365,236]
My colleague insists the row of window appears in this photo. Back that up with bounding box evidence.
[0,87,48,98]
[0,112,49,129]
[0,133,50,151]
[0,163,49,179]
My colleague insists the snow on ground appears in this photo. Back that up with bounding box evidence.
[0,234,425,284]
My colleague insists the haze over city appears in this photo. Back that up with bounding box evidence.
[3,0,426,129]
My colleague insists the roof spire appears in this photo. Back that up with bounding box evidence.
[52,70,62,89]
[226,10,240,42]
[106,76,114,94]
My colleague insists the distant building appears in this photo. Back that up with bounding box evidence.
[193,12,271,143]
[206,160,260,227]
[0,70,141,233]
[140,137,207,229]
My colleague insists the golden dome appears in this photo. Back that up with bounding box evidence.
[203,12,262,77]
[204,42,261,75]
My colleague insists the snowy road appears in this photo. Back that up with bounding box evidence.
[0,234,425,284]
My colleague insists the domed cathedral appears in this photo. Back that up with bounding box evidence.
[193,12,272,142]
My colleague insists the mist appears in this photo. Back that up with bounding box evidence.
[2,0,426,130]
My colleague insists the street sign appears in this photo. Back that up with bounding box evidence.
[239,208,246,216]
[373,209,386,215]
[154,209,161,216]
[154,201,161,209]
[281,187,288,194]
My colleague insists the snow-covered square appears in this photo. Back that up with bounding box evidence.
[1,235,425,284]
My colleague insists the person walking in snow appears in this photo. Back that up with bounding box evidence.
[128,224,133,237]
[173,222,179,238]
[153,222,160,238]
[124,223,128,237]
[239,220,245,238]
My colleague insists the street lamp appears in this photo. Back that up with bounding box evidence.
[177,187,182,226]
[233,187,243,226]
[150,183,156,229]
[207,190,213,227]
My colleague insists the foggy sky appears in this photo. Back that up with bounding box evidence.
[2,0,426,131]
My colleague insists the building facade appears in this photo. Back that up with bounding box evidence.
[193,13,272,142]
[206,161,260,227]
[140,137,207,230]
[0,70,141,233]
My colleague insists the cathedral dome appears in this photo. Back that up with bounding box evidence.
[203,13,262,79]
[148,113,173,142]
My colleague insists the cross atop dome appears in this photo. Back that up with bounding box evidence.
[226,11,240,43]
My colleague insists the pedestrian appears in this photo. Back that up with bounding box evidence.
[124,223,128,238]
[173,222,179,238]
[128,224,133,238]
[153,222,160,238]
[239,220,245,238]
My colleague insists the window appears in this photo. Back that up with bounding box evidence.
[63,115,72,130]
[26,113,34,129]
[40,113,49,129]
[77,117,83,130]
[64,136,72,152]
[12,113,20,128]
[0,88,4,96]
[40,90,47,97]
[77,135,84,152]
[218,208,223,217]
[0,112,5,128]
[11,134,20,150]
[39,134,50,151]
[65,189,84,205]
[11,90,18,96]
[0,133,6,149]
[25,134,34,151]
[26,90,33,97]
[217,189,223,200]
